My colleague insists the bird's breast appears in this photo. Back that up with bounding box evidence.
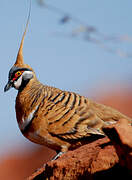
[18,105,39,132]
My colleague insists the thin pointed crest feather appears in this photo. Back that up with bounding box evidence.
[15,0,31,66]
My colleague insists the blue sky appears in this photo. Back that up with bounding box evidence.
[0,0,132,155]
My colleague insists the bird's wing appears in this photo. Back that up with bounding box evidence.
[40,89,131,141]
[43,91,107,140]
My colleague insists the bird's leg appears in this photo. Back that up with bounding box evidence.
[42,151,65,168]
[51,145,68,161]
[42,146,68,167]
[51,151,65,161]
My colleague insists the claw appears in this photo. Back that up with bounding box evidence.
[51,151,65,161]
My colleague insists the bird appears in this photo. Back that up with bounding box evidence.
[4,2,132,160]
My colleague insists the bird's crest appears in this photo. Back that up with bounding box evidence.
[14,0,31,68]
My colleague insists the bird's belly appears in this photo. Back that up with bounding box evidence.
[17,109,69,151]
[23,128,61,151]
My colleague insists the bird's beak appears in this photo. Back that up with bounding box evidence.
[4,80,13,92]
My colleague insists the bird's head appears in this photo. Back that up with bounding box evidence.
[4,64,35,92]
[4,1,35,92]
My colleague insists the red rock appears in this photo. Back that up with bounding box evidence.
[28,138,120,179]
[103,118,132,172]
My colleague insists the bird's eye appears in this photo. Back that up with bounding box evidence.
[15,71,22,77]
[12,71,24,81]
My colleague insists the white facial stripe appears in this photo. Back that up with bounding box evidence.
[19,105,39,131]
[22,70,33,76]
[14,76,23,89]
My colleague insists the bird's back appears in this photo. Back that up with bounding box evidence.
[44,86,131,138]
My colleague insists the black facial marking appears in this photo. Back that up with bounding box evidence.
[18,78,30,92]
[8,66,31,81]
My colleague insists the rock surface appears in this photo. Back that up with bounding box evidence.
[28,119,132,180]
[103,118,132,172]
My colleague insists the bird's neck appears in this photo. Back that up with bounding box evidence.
[16,78,44,109]
[15,78,61,122]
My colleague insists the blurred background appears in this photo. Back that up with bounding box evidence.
[0,0,132,179]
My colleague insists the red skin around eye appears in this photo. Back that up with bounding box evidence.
[12,74,19,81]
[12,71,24,81]
[13,77,17,81]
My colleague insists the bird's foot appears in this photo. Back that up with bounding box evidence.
[51,151,65,161]
[41,151,65,168]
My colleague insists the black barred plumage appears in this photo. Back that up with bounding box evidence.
[4,2,132,160]
[15,80,131,137]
